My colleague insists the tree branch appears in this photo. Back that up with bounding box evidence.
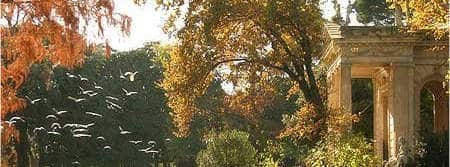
[212,58,248,69]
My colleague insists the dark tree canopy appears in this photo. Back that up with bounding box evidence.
[353,0,394,25]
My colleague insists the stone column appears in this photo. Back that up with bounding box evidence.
[339,61,352,112]
[327,60,352,112]
[388,62,415,157]
[373,69,390,160]
[373,77,383,158]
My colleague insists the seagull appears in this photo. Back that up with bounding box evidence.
[84,123,95,128]
[124,71,138,81]
[96,136,105,141]
[85,92,98,97]
[9,116,25,123]
[138,147,152,152]
[30,98,42,104]
[4,121,15,126]
[105,96,119,101]
[72,128,88,133]
[66,73,78,78]
[63,123,95,129]
[94,85,104,90]
[138,148,159,154]
[81,90,95,95]
[52,108,68,115]
[122,88,138,96]
[85,112,102,117]
[93,82,104,90]
[119,70,127,80]
[45,115,58,120]
[25,96,43,104]
[56,110,68,115]
[47,131,61,135]
[71,161,80,165]
[50,123,61,129]
[33,127,46,133]
[119,126,131,135]
[129,140,143,144]
[145,150,159,154]
[79,87,95,95]
[63,123,77,128]
[73,134,91,138]
[68,96,86,103]
[105,100,122,110]
[78,75,88,81]
[103,146,112,150]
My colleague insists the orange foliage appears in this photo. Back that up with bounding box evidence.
[223,82,277,124]
[280,105,359,140]
[1,0,131,118]
[0,1,131,164]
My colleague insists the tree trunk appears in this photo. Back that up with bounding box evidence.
[16,123,30,167]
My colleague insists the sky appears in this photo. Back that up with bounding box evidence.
[105,0,360,51]
[103,0,170,51]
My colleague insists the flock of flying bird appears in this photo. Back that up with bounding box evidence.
[6,68,162,164]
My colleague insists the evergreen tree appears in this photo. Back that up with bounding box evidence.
[353,0,394,25]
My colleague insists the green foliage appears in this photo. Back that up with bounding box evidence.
[414,89,449,166]
[414,132,449,166]
[353,0,394,25]
[10,45,171,166]
[196,130,257,167]
[305,133,381,167]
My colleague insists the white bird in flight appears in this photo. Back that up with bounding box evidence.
[9,116,25,123]
[129,140,143,144]
[52,108,68,115]
[122,88,138,96]
[124,71,138,81]
[25,96,43,104]
[68,96,86,103]
[105,96,119,101]
[47,131,61,135]
[66,73,78,78]
[78,75,88,81]
[45,115,58,120]
[50,123,61,129]
[119,126,131,135]
[105,100,122,110]
[85,112,102,117]
[33,127,46,134]
[72,128,88,133]
[97,136,106,141]
[73,134,91,138]
[120,70,127,80]
[93,81,104,90]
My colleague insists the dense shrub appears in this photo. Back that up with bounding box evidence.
[305,133,381,167]
[196,130,257,167]
[414,131,449,166]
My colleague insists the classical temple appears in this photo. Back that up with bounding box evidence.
[322,23,449,160]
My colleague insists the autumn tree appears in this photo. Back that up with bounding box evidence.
[1,0,131,118]
[388,0,449,38]
[158,0,325,136]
